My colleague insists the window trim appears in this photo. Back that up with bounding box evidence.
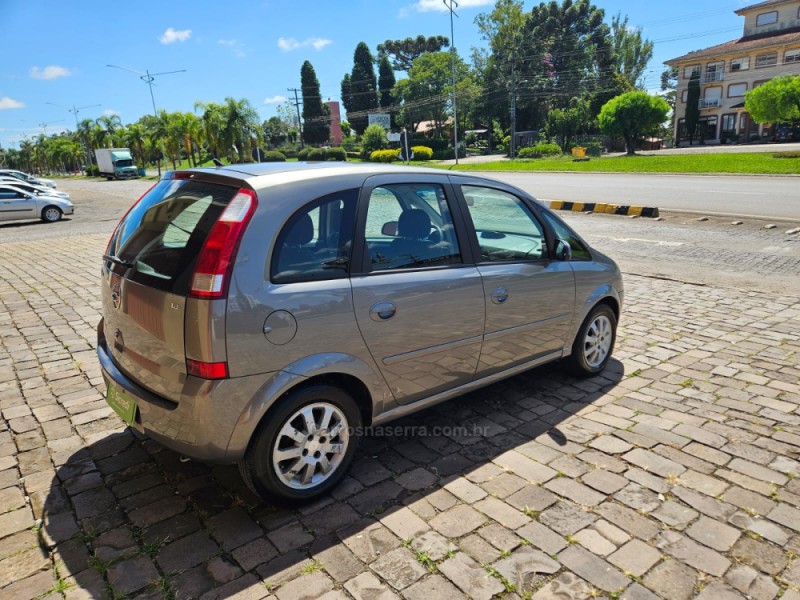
[730,57,750,71]
[351,175,476,276]
[755,52,778,68]
[785,48,800,63]
[684,64,701,79]
[721,113,738,133]
[728,82,748,98]
[755,11,778,26]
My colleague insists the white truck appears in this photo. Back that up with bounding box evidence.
[95,148,139,180]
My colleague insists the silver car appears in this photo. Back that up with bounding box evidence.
[0,184,74,223]
[98,163,623,503]
[0,168,57,188]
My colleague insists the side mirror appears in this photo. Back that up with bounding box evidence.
[381,221,398,237]
[555,239,572,261]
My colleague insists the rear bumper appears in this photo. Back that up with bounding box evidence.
[97,319,270,463]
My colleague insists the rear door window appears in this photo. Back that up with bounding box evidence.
[108,179,239,295]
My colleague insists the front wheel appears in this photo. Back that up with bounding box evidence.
[567,304,617,376]
[41,206,62,223]
[239,384,361,505]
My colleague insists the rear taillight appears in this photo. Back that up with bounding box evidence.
[187,359,229,380]
[189,188,257,299]
[105,183,157,255]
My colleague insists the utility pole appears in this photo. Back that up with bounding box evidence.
[510,69,518,160]
[443,0,459,164]
[107,65,186,176]
[46,102,101,173]
[287,88,304,148]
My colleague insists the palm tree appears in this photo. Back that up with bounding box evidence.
[124,123,148,170]
[195,101,226,161]
[222,97,260,163]
[96,114,123,148]
[164,112,183,170]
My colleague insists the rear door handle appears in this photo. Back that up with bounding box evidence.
[369,301,397,321]
[491,288,509,304]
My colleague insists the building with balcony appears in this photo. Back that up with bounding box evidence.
[665,0,800,145]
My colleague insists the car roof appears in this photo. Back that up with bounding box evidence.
[182,161,448,179]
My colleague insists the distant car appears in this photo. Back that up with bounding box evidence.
[0,177,70,199]
[0,169,57,189]
[774,124,800,143]
[0,184,73,222]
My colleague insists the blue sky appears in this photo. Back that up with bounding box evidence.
[1,0,747,149]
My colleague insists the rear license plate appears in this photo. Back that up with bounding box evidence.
[106,381,138,425]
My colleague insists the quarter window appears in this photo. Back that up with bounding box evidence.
[756,52,778,67]
[461,186,548,262]
[756,11,778,26]
[363,183,462,272]
[271,189,357,284]
[540,211,591,261]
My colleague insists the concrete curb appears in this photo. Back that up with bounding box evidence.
[547,200,659,218]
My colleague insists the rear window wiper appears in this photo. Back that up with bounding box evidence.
[103,254,134,268]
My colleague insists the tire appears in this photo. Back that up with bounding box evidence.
[41,206,62,223]
[239,384,361,505]
[566,303,617,377]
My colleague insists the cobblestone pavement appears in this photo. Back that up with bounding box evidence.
[1,225,800,599]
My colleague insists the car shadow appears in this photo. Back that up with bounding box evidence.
[38,358,624,598]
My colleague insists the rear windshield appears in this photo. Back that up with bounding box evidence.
[108,179,238,295]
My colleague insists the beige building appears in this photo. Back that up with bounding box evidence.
[666,0,800,145]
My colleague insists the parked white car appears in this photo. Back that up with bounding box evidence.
[0,184,73,222]
[0,177,70,199]
[0,169,57,189]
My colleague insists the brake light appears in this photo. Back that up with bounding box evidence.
[189,188,257,299]
[105,183,157,254]
[187,359,229,380]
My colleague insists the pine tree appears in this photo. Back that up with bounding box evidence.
[344,42,379,134]
[378,54,396,129]
[685,71,701,146]
[301,61,330,145]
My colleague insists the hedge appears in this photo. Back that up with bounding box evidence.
[326,147,347,161]
[410,146,433,161]
[306,148,327,161]
[262,151,286,162]
[517,143,562,159]
[370,149,401,163]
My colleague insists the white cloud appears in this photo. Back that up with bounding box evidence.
[29,65,71,80]
[160,27,192,44]
[264,95,288,105]
[413,0,492,12]
[0,96,25,110]
[218,39,247,57]
[103,109,120,116]
[277,37,332,52]
[218,39,237,46]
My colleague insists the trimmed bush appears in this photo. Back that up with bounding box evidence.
[361,124,389,158]
[326,147,347,161]
[517,143,563,159]
[774,151,800,159]
[297,147,311,160]
[307,148,326,161]
[262,151,287,162]
[410,146,433,161]
[281,149,298,159]
[370,149,400,163]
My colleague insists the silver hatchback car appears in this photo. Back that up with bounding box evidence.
[98,163,623,503]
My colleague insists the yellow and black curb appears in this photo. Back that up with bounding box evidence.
[547,200,659,218]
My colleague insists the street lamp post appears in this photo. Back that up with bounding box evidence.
[46,102,101,173]
[106,65,186,176]
[443,0,459,165]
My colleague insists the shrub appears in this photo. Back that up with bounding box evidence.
[517,143,563,159]
[774,151,800,158]
[346,151,361,160]
[307,148,326,161]
[85,165,99,177]
[281,149,298,159]
[361,124,389,158]
[297,147,311,160]
[326,147,347,161]
[262,151,286,162]
[432,146,466,160]
[410,146,433,161]
[370,149,400,163]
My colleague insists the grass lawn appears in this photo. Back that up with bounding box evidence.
[440,152,800,175]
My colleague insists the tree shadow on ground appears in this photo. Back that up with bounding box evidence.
[39,358,624,599]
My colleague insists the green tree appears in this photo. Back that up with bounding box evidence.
[360,124,388,157]
[610,13,654,89]
[378,54,396,128]
[660,66,679,146]
[545,100,591,149]
[685,71,701,146]
[745,75,800,124]
[301,61,330,145]
[123,123,148,169]
[598,91,669,155]
[342,42,379,134]
[377,35,450,71]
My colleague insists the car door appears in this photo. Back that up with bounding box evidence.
[351,175,485,405]
[0,190,37,222]
[453,180,576,377]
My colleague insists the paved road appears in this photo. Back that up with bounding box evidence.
[1,180,799,599]
[476,172,800,220]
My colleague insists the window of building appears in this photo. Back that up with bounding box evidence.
[728,83,748,97]
[756,52,778,68]
[730,57,750,71]
[721,114,737,133]
[753,80,769,88]
[786,48,800,63]
[684,64,701,78]
[681,90,689,103]
[756,11,778,26]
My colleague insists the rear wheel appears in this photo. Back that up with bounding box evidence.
[567,304,617,376]
[41,206,62,223]
[239,384,361,504]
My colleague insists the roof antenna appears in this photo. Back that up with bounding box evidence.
[212,158,223,167]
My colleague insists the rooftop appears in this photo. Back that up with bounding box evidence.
[735,0,798,15]
[666,26,800,63]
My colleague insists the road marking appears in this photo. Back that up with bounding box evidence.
[597,236,684,247]
[705,190,768,195]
